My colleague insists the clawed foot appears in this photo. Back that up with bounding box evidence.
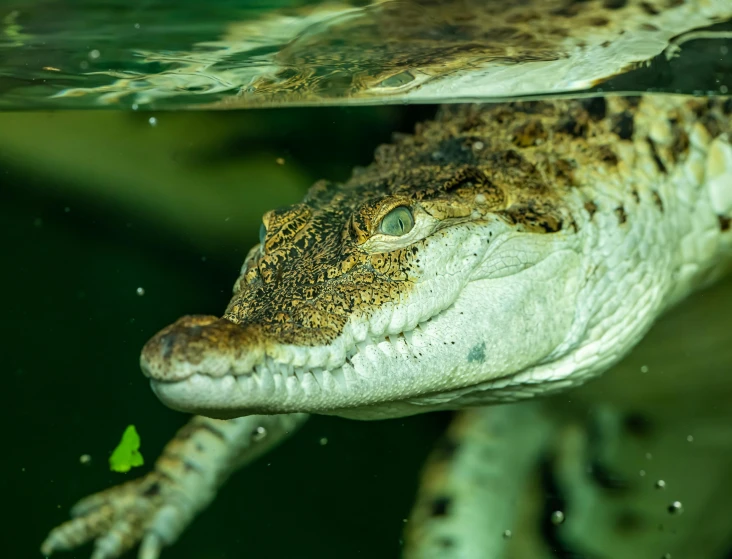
[41,472,190,559]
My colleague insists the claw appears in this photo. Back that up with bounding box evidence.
[41,505,115,556]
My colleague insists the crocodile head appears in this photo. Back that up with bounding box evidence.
[141,101,643,420]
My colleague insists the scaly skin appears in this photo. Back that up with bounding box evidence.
[143,95,732,419]
[43,95,732,558]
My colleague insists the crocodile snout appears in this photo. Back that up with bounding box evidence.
[140,315,264,382]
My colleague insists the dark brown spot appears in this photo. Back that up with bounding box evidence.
[597,144,619,166]
[602,0,628,8]
[582,97,607,121]
[670,125,689,162]
[503,202,563,233]
[590,16,610,26]
[553,158,577,185]
[551,3,582,17]
[431,496,452,517]
[584,201,598,218]
[142,482,161,497]
[631,189,640,203]
[652,190,664,212]
[640,23,659,31]
[646,137,667,174]
[557,116,588,138]
[615,206,627,224]
[640,1,660,14]
[442,165,491,192]
[701,114,722,139]
[722,98,732,115]
[720,215,731,232]
[688,99,709,118]
[612,111,634,140]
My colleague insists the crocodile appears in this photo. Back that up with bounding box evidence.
[42,95,732,559]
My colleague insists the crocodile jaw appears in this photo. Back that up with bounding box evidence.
[144,232,583,419]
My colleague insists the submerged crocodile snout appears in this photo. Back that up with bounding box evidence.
[140,315,264,382]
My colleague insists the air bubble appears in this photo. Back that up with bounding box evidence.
[550,510,565,525]
[136,287,145,296]
[89,49,100,59]
[502,529,512,539]
[686,435,694,443]
[252,426,267,441]
[655,480,666,490]
[148,116,158,127]
[667,501,683,515]
[640,365,649,373]
[319,437,328,446]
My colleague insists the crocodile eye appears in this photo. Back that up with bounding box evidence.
[259,222,267,244]
[379,206,414,236]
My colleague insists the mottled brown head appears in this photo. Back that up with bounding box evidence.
[223,165,514,346]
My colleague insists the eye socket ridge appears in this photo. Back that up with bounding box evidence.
[379,206,414,236]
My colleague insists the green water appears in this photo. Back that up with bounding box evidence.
[1,1,731,110]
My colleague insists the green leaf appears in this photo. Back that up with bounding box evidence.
[109,424,144,473]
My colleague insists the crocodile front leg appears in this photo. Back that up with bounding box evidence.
[42,413,307,559]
